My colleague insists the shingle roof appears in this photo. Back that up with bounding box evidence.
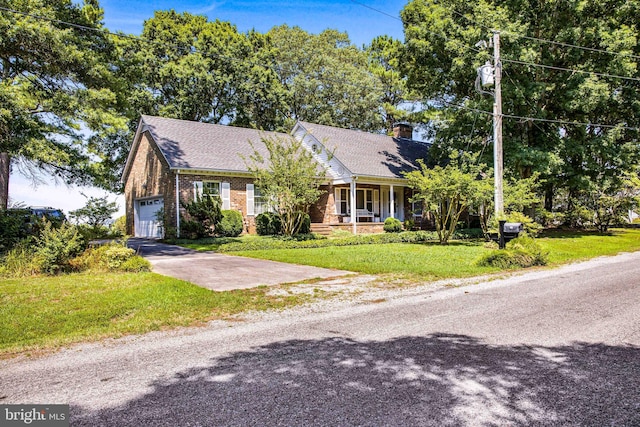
[136,115,429,180]
[297,121,430,179]
[140,115,287,172]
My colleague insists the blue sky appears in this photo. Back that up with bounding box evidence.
[100,0,406,46]
[10,0,409,216]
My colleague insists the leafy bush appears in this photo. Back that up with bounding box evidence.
[0,242,40,277]
[256,212,282,236]
[76,224,112,241]
[475,235,548,268]
[488,212,542,238]
[180,193,222,238]
[180,218,209,240]
[506,212,543,237]
[383,217,403,233]
[34,221,86,274]
[119,256,151,272]
[217,230,439,252]
[403,218,415,231]
[217,210,244,237]
[69,241,150,272]
[452,228,484,240]
[0,209,31,253]
[294,211,311,235]
[112,215,127,236]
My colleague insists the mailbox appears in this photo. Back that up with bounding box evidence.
[494,221,524,249]
[503,222,523,235]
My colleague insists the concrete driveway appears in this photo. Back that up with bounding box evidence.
[128,238,352,291]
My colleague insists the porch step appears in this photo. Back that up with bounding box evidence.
[310,224,332,236]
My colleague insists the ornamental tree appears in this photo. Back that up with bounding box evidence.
[246,134,325,236]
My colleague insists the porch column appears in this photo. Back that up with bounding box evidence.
[390,184,395,219]
[350,179,357,234]
[175,171,180,238]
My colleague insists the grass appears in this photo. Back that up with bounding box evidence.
[235,242,501,280]
[3,228,639,358]
[539,228,640,264]
[233,228,640,276]
[0,272,311,357]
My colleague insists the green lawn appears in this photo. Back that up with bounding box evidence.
[0,272,311,357]
[235,242,501,280]
[3,228,639,357]
[538,229,640,264]
[233,228,640,276]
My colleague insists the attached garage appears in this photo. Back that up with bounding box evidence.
[135,197,164,238]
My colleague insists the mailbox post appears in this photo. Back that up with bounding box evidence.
[498,220,506,249]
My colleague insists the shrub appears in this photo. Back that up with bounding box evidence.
[0,241,40,277]
[452,228,485,240]
[475,235,548,268]
[217,230,439,252]
[256,212,282,236]
[506,212,543,237]
[112,215,127,236]
[76,223,112,241]
[383,217,403,233]
[0,209,31,253]
[180,193,222,238]
[507,235,548,265]
[217,210,244,237]
[69,241,150,272]
[294,212,311,235]
[34,221,86,274]
[119,256,151,272]
[330,229,353,238]
[403,219,415,230]
[180,218,209,240]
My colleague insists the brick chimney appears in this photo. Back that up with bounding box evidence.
[392,123,413,139]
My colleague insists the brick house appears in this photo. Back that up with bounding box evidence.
[122,115,431,238]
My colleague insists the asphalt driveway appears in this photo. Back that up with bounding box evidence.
[128,238,352,291]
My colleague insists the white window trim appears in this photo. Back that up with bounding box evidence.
[221,182,231,210]
[246,183,255,216]
[335,187,350,215]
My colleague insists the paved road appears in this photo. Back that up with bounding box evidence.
[128,238,352,291]
[2,252,640,426]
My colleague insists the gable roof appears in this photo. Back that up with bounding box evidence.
[124,115,430,182]
[296,121,430,180]
[138,115,287,172]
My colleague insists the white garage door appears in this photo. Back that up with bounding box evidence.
[136,198,164,238]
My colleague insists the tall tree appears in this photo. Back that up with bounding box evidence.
[366,35,413,134]
[0,0,127,208]
[401,0,640,212]
[268,25,385,132]
[118,11,287,131]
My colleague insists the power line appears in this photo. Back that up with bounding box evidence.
[439,99,639,131]
[348,0,484,54]
[349,0,400,22]
[503,58,640,83]
[504,32,640,61]
[3,5,637,132]
[450,8,640,61]
[0,5,384,94]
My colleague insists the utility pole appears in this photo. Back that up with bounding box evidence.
[492,30,504,216]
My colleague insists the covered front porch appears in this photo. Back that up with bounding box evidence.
[310,179,422,234]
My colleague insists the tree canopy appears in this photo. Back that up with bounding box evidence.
[401,0,640,214]
[0,0,128,208]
